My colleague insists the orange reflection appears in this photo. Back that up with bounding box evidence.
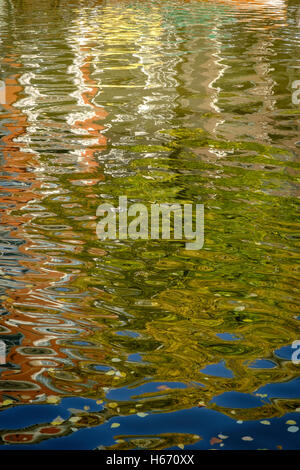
[0,37,108,402]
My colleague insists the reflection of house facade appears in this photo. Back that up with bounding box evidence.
[0,7,109,404]
[175,0,286,143]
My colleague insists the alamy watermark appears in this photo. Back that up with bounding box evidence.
[292,341,300,365]
[292,80,300,105]
[0,80,6,105]
[96,196,204,250]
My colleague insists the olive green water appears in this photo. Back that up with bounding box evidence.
[0,0,299,450]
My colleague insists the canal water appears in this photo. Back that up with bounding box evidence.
[0,0,299,450]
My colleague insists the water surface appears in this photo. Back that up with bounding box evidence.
[0,0,300,450]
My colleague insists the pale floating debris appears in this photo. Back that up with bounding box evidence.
[230,410,236,415]
[96,400,103,405]
[51,416,64,425]
[71,427,78,432]
[137,412,148,418]
[68,408,86,414]
[178,444,184,449]
[287,426,299,433]
[69,416,81,423]
[286,420,297,425]
[47,395,60,404]
[220,443,224,447]
[111,422,120,428]
[242,436,253,441]
[111,358,121,362]
[106,370,115,376]
[237,420,243,424]
[295,408,300,412]
[218,434,229,439]
[260,420,271,425]
[234,306,245,312]
[84,406,90,410]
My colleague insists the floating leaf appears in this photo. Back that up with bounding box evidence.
[286,420,297,425]
[287,426,299,433]
[210,437,222,445]
[260,420,271,425]
[47,395,60,404]
[68,408,86,414]
[242,436,253,441]
[111,423,120,428]
[108,402,118,408]
[51,416,64,425]
[137,412,148,418]
[178,444,184,449]
[69,416,80,423]
[218,434,228,439]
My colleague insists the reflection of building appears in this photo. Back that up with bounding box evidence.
[176,0,286,143]
[0,54,74,401]
[0,10,109,404]
[66,19,108,171]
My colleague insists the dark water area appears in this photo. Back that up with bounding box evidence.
[0,0,299,450]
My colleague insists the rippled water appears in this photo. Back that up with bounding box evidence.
[0,0,299,450]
